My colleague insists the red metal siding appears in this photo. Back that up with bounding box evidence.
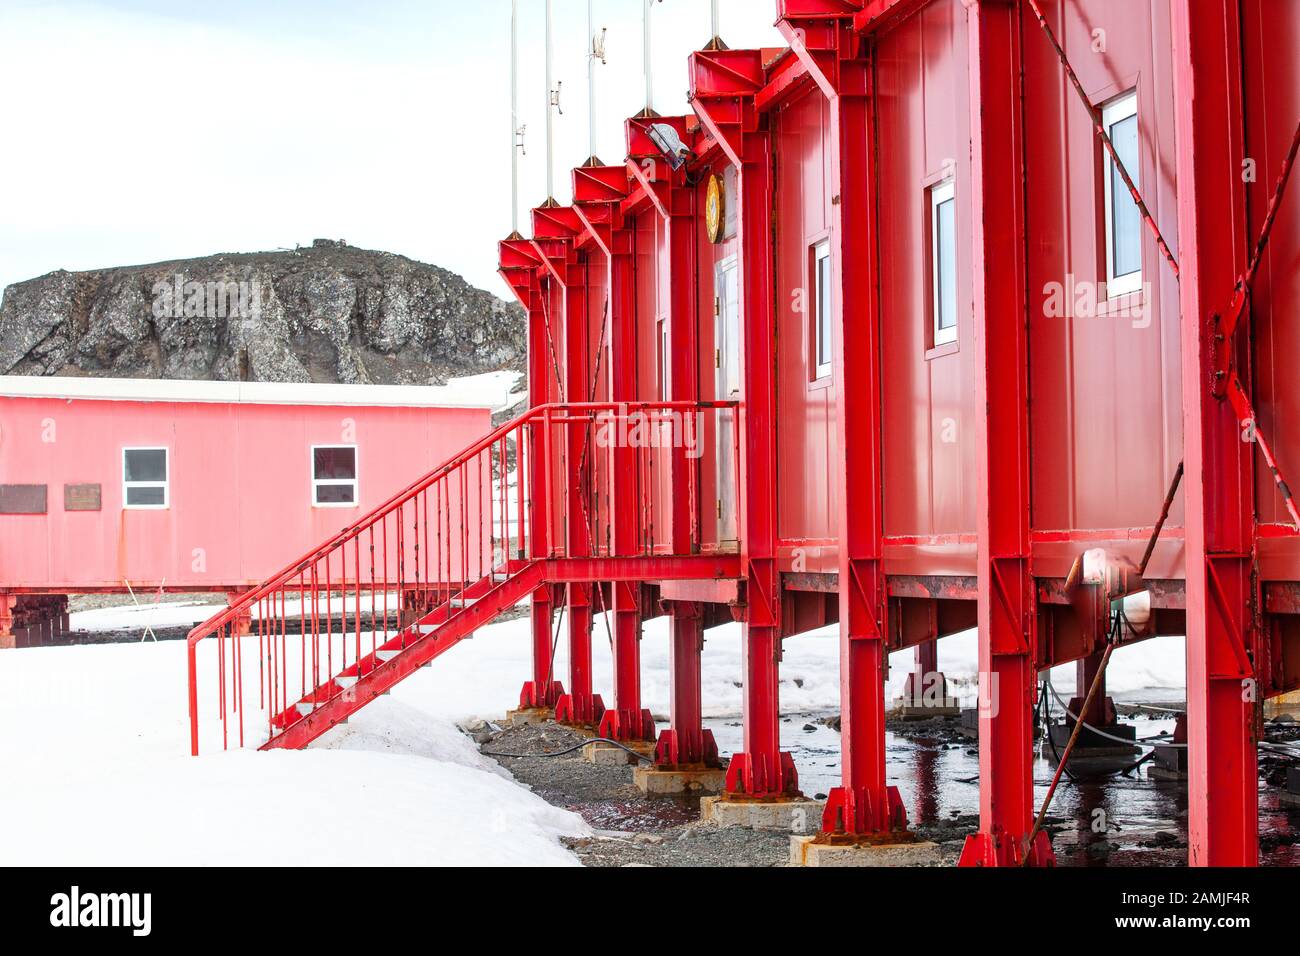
[876,1,977,561]
[1244,0,1300,581]
[773,91,838,570]
[0,397,491,592]
[1024,0,1183,559]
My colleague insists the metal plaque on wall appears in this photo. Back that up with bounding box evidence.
[64,483,102,511]
[0,484,48,514]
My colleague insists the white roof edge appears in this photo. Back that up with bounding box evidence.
[0,375,505,409]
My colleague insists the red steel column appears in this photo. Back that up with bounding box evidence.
[519,271,561,710]
[599,224,654,741]
[726,128,796,798]
[905,640,940,705]
[1171,0,1259,866]
[555,250,603,728]
[958,0,1052,867]
[820,40,906,836]
[658,159,718,766]
[1074,652,1108,727]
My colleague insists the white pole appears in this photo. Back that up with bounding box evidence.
[711,0,719,41]
[511,0,519,232]
[545,0,555,199]
[643,0,653,112]
[587,0,596,159]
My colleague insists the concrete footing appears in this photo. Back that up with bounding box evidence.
[789,835,945,867]
[582,740,655,766]
[1148,739,1188,780]
[894,699,961,720]
[503,707,554,728]
[632,765,727,795]
[700,795,824,832]
[1282,766,1300,807]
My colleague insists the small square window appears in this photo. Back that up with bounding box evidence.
[1102,91,1141,296]
[312,445,357,507]
[931,180,957,346]
[813,241,833,380]
[123,447,169,509]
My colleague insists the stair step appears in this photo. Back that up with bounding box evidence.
[375,650,401,662]
[296,703,316,717]
[413,624,438,635]
[448,597,478,608]
[336,676,358,690]
[492,572,510,583]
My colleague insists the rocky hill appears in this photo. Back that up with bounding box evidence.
[0,240,525,385]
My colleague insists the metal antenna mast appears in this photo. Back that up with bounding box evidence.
[545,0,556,201]
[643,0,656,113]
[587,0,607,163]
[510,0,520,233]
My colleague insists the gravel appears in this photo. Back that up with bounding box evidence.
[478,720,792,867]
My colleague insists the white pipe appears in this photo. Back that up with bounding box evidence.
[511,0,519,232]
[587,0,595,158]
[711,0,720,41]
[643,0,653,112]
[545,0,555,199]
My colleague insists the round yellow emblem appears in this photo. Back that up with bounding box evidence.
[705,173,725,244]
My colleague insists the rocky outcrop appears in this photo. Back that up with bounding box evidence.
[0,240,525,385]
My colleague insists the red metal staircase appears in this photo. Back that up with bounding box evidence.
[187,400,739,755]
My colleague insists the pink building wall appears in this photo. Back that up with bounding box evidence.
[0,379,493,593]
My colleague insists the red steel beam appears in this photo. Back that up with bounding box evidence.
[777,11,905,835]
[622,114,721,768]
[583,178,654,743]
[958,0,1053,868]
[548,225,605,729]
[1171,0,1260,866]
[513,264,563,710]
[691,54,797,798]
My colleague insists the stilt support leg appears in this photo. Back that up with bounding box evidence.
[656,601,719,766]
[518,585,563,710]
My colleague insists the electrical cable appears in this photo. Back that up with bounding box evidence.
[483,735,654,763]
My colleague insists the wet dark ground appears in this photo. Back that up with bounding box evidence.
[706,710,1300,866]
[481,710,1300,867]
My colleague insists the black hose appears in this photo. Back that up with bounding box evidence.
[483,735,655,763]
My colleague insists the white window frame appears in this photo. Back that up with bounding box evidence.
[813,240,833,380]
[122,446,169,510]
[311,444,359,508]
[930,179,957,346]
[1102,91,1142,297]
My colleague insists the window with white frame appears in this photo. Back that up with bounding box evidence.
[813,240,833,379]
[931,180,957,346]
[123,447,169,509]
[1102,91,1142,296]
[312,445,357,506]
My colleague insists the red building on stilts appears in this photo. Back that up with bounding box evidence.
[186,0,1300,868]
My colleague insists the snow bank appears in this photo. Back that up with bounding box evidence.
[0,640,584,866]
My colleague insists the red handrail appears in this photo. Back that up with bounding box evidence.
[187,400,739,755]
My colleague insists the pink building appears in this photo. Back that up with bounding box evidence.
[0,376,496,647]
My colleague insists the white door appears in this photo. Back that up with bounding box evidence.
[714,258,740,546]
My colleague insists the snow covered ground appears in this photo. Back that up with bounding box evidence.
[3,598,1186,866]
[0,621,584,866]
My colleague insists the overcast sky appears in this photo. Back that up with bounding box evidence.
[0,0,783,300]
